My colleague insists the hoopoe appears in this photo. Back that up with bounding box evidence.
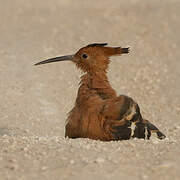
[35,43,166,141]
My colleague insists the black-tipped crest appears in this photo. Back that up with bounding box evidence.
[86,43,108,47]
[121,47,130,54]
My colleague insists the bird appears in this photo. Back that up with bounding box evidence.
[35,43,166,141]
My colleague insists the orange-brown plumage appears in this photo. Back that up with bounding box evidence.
[35,43,165,141]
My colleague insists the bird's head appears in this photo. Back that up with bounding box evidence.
[35,43,129,73]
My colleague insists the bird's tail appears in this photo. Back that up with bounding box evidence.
[114,47,130,55]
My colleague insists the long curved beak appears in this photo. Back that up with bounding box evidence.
[34,54,74,66]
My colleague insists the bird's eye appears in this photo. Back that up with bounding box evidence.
[82,53,88,59]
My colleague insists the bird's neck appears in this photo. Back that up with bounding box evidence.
[77,72,117,101]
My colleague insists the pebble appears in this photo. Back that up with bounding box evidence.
[70,160,75,164]
[156,162,174,169]
[94,157,105,164]
[142,174,149,180]
[41,166,48,171]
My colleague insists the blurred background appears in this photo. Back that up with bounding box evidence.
[0,0,180,179]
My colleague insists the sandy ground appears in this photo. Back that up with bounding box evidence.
[0,0,180,179]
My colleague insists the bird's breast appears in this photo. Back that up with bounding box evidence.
[65,94,108,140]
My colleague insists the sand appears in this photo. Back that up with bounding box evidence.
[0,0,180,179]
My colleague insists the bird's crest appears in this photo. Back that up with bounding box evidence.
[86,43,108,47]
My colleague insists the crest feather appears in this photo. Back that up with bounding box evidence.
[86,43,108,47]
